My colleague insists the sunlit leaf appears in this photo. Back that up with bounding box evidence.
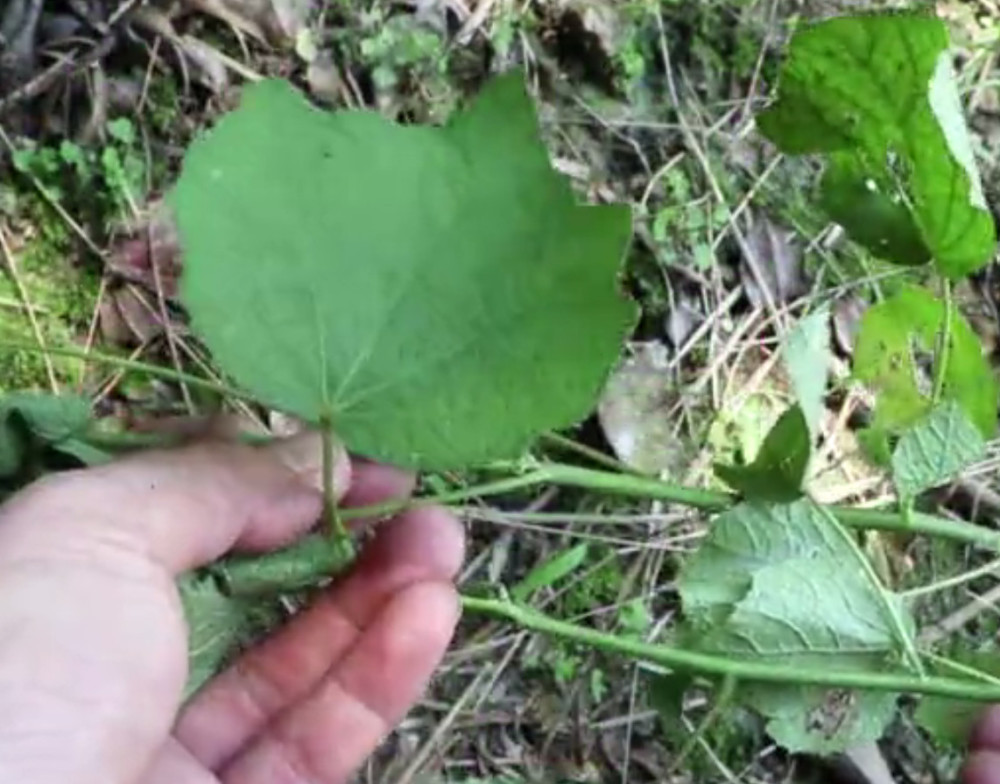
[782,308,831,436]
[757,12,996,277]
[853,285,997,461]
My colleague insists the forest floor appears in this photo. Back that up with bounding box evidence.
[2,0,1000,782]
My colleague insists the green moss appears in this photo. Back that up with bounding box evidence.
[0,203,99,392]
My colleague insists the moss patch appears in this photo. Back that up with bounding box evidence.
[0,204,100,392]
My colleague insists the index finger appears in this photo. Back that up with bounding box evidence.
[0,433,349,574]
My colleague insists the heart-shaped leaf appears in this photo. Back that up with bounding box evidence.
[172,74,636,469]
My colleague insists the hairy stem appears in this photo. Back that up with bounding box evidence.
[339,464,1000,551]
[319,416,353,561]
[460,595,1000,701]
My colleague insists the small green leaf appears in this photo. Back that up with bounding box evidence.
[782,308,831,436]
[714,406,811,502]
[179,574,251,699]
[179,574,283,700]
[892,401,985,499]
[107,117,136,146]
[0,393,93,477]
[172,74,636,469]
[679,499,911,751]
[511,543,589,602]
[757,12,996,277]
[915,652,1000,748]
[853,285,997,443]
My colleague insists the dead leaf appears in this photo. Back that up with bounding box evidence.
[742,216,807,309]
[179,35,230,93]
[305,52,344,105]
[182,0,315,46]
[831,294,867,355]
[106,201,181,298]
[99,285,162,346]
[597,342,688,476]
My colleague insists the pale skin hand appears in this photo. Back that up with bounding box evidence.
[0,432,465,784]
[1,434,998,784]
[965,708,1000,784]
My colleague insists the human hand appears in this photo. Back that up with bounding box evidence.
[0,432,464,784]
[966,708,1000,784]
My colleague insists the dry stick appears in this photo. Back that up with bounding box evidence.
[669,674,738,776]
[655,13,783,332]
[0,224,58,392]
[919,581,1000,646]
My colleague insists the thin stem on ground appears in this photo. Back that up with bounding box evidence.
[901,556,1000,599]
[340,464,1000,552]
[669,674,738,775]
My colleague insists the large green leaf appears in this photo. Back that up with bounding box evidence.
[757,12,996,277]
[679,499,911,751]
[172,74,636,469]
[853,285,997,461]
[892,400,985,499]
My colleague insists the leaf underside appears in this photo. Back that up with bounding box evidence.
[891,400,985,499]
[679,498,912,752]
[757,12,996,277]
[172,74,636,469]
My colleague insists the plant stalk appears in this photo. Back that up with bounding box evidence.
[461,595,1000,701]
[339,464,1000,551]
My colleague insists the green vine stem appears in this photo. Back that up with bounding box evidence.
[338,464,1000,551]
[319,414,354,561]
[460,595,1000,702]
[10,338,1000,551]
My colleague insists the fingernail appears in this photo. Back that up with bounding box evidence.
[267,431,350,496]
